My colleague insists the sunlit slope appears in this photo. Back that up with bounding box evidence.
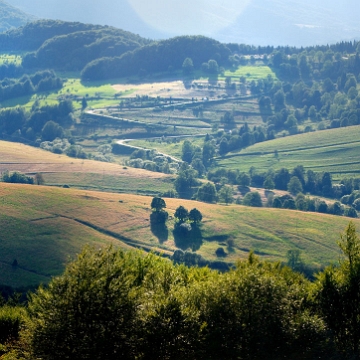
[0,141,174,194]
[0,184,358,288]
[218,126,360,179]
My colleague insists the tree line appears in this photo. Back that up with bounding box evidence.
[2,222,360,359]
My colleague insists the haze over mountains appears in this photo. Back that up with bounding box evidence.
[0,0,35,32]
[4,0,360,46]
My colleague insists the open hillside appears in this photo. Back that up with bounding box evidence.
[218,125,360,180]
[0,141,174,195]
[1,183,359,288]
[0,0,35,33]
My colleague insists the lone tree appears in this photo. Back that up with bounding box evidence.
[34,173,45,185]
[182,57,194,75]
[150,197,168,225]
[151,197,166,212]
[174,206,189,223]
[189,208,202,225]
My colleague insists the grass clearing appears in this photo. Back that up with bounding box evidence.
[218,125,360,179]
[129,136,205,159]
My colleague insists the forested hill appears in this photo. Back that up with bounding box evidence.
[0,19,150,52]
[0,0,35,33]
[81,36,231,81]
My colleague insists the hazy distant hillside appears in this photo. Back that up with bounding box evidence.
[5,0,360,46]
[0,0,35,33]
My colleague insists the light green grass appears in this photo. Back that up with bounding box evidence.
[222,66,277,81]
[129,136,205,159]
[218,125,360,179]
[0,53,22,65]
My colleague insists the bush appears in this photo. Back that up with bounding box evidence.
[0,306,26,344]
[242,191,262,207]
[215,247,227,257]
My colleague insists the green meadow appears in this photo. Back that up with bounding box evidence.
[218,125,360,179]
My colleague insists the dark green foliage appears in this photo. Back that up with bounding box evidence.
[2,170,33,184]
[215,247,226,257]
[0,306,25,344]
[242,191,262,207]
[23,27,147,71]
[197,182,217,203]
[174,168,199,199]
[189,208,202,224]
[150,197,168,242]
[41,120,64,141]
[27,247,139,359]
[174,205,189,223]
[82,35,231,80]
[151,197,166,212]
[25,237,360,359]
[316,222,360,357]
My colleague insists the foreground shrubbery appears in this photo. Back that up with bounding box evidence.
[2,223,360,359]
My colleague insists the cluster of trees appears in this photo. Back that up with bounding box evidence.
[1,170,34,184]
[3,223,360,359]
[251,48,360,135]
[81,36,231,80]
[269,193,358,218]
[0,99,73,142]
[150,197,203,250]
[128,148,179,174]
[0,70,63,102]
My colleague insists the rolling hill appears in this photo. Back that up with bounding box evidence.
[0,182,359,288]
[218,125,360,180]
[0,0,35,33]
[0,141,174,195]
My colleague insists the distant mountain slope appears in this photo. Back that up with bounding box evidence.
[0,19,149,52]
[5,0,360,46]
[0,0,36,33]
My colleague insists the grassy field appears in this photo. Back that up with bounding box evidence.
[129,136,206,159]
[0,141,174,195]
[221,65,276,81]
[0,53,22,65]
[218,125,360,180]
[0,183,359,288]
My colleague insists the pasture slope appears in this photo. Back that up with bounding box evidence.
[0,140,174,195]
[0,183,359,288]
[218,125,360,180]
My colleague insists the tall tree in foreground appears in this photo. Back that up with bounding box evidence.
[316,221,360,357]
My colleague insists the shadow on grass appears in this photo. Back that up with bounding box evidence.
[173,223,203,251]
[150,222,169,244]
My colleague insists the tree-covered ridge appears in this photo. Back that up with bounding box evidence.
[0,19,149,52]
[0,0,36,33]
[22,28,148,71]
[81,35,231,80]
